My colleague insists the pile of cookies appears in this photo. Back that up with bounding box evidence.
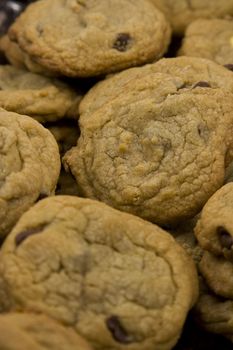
[1,0,233,349]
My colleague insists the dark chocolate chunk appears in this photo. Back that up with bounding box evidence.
[224,64,233,72]
[217,226,233,249]
[193,81,211,88]
[106,315,133,344]
[15,224,47,247]
[113,33,131,52]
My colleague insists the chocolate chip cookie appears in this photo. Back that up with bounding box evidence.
[195,183,233,260]
[149,0,233,35]
[0,312,92,350]
[193,183,233,340]
[7,0,171,77]
[64,73,233,226]
[0,108,60,237]
[0,195,198,350]
[80,56,233,118]
[179,19,233,66]
[0,65,81,122]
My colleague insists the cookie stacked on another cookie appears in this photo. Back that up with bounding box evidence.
[194,183,233,341]
[0,195,198,350]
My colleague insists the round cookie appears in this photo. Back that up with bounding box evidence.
[0,65,81,122]
[8,0,171,77]
[179,19,233,66]
[0,195,198,350]
[64,73,233,226]
[148,0,233,35]
[195,183,233,260]
[0,312,92,350]
[79,56,233,117]
[0,108,60,237]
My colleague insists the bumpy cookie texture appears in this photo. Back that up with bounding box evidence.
[194,278,233,342]
[195,183,233,260]
[0,312,93,350]
[0,65,81,122]
[0,108,60,237]
[0,34,55,76]
[199,252,233,299]
[0,196,198,350]
[79,56,233,117]
[149,0,233,35]
[179,19,233,65]
[65,73,233,226]
[8,0,171,77]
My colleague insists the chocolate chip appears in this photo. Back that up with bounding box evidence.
[106,315,133,344]
[217,226,233,249]
[224,64,233,72]
[113,33,131,52]
[193,81,211,88]
[15,224,47,247]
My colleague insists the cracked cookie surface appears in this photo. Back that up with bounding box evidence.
[0,65,81,122]
[0,108,60,237]
[64,73,233,225]
[79,56,233,118]
[7,0,171,77]
[0,195,198,350]
[179,19,233,65]
[0,312,92,350]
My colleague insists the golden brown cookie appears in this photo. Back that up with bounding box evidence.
[0,108,60,237]
[79,56,233,118]
[149,0,233,35]
[195,183,233,260]
[179,19,233,66]
[64,73,233,226]
[0,195,198,350]
[8,0,171,77]
[0,65,81,122]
